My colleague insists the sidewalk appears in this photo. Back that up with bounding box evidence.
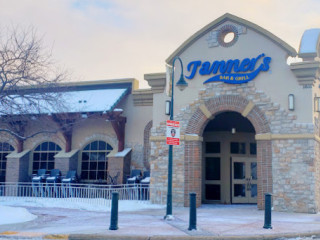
[1,204,320,239]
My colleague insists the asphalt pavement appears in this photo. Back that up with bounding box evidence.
[1,204,320,239]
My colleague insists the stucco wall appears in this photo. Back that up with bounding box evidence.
[168,21,312,124]
[119,94,153,170]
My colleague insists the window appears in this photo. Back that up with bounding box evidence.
[230,142,246,154]
[205,157,220,180]
[205,184,220,200]
[205,142,220,154]
[0,143,14,182]
[33,142,61,174]
[250,143,257,155]
[81,140,113,182]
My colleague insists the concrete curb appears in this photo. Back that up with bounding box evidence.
[1,231,320,240]
[68,232,320,240]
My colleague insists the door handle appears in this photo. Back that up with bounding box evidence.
[246,177,252,191]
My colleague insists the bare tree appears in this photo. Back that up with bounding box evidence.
[0,26,69,144]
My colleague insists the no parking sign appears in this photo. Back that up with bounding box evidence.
[166,120,180,145]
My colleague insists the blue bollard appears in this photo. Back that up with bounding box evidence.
[109,192,119,230]
[263,193,272,229]
[188,192,197,231]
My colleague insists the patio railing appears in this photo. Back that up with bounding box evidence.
[0,182,165,209]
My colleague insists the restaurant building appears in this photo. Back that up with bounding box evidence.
[1,13,320,213]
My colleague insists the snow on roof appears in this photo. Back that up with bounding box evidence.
[114,148,131,157]
[62,88,128,113]
[299,28,320,56]
[2,88,129,115]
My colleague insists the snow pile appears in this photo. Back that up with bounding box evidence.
[0,197,165,212]
[0,205,37,225]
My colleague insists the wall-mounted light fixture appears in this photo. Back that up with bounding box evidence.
[231,128,236,134]
[314,96,320,112]
[165,100,171,115]
[288,94,294,111]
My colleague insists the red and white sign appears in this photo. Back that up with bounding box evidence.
[166,120,180,145]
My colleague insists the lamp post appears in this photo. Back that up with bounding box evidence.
[165,56,188,220]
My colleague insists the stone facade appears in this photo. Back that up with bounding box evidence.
[143,120,153,170]
[150,81,318,212]
[6,150,30,182]
[272,139,317,213]
[108,148,132,184]
[54,150,79,176]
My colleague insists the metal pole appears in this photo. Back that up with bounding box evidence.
[263,193,272,229]
[166,144,173,217]
[165,58,176,219]
[165,56,186,220]
[109,192,119,230]
[188,192,197,231]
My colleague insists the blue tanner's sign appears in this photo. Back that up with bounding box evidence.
[185,53,271,84]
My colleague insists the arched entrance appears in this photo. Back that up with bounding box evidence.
[202,111,257,204]
[184,95,272,209]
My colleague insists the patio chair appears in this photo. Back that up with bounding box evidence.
[62,170,78,184]
[46,169,61,183]
[126,169,142,184]
[139,171,150,200]
[31,169,48,183]
[140,171,150,185]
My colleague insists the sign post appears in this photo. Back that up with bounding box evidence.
[166,120,180,145]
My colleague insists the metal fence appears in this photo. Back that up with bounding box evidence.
[0,182,165,209]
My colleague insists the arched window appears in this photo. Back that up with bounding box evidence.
[0,142,14,182]
[81,140,113,182]
[33,142,62,174]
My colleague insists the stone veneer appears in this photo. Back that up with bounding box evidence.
[6,150,30,182]
[54,150,79,176]
[150,81,318,213]
[272,139,316,213]
[108,148,131,184]
[143,120,153,170]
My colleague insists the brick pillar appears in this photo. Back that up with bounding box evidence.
[257,140,272,210]
[54,150,79,177]
[6,150,31,182]
[108,148,132,184]
[184,141,202,207]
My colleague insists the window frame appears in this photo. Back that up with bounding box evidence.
[32,141,61,174]
[0,142,14,182]
[80,140,113,182]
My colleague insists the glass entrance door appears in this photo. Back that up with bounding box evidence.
[203,132,257,204]
[203,141,222,203]
[232,157,257,203]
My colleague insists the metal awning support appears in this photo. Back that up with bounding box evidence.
[51,114,77,153]
[110,115,126,152]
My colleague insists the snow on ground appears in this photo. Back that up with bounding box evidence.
[0,197,165,212]
[0,205,37,225]
[0,197,164,226]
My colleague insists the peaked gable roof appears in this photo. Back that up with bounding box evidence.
[166,13,297,64]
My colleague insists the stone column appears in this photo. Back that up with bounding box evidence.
[54,150,79,177]
[108,148,132,184]
[6,150,31,182]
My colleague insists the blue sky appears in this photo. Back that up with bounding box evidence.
[0,0,319,88]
